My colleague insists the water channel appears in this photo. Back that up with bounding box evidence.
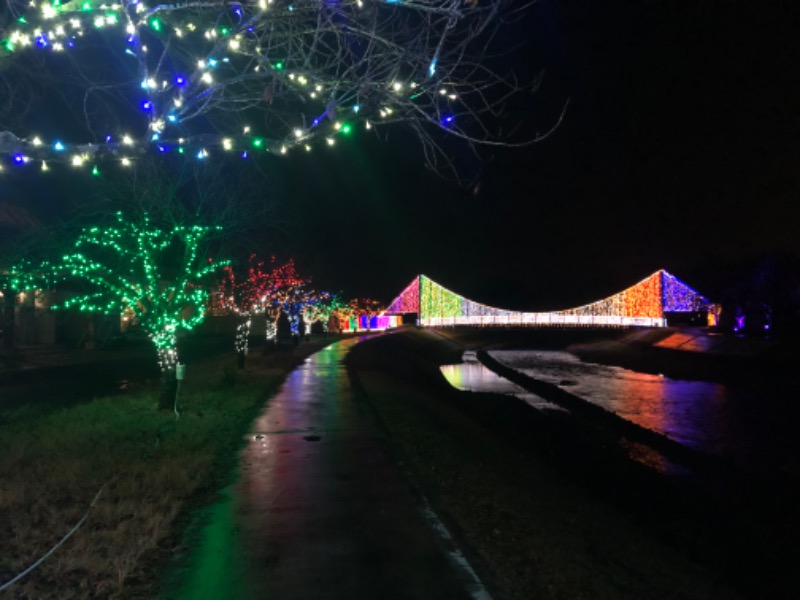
[441,349,796,477]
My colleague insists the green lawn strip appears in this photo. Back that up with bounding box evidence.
[347,331,740,600]
[0,338,337,599]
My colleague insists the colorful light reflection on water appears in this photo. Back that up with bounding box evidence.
[487,350,791,475]
[440,362,563,412]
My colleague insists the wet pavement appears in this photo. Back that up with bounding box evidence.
[166,337,488,600]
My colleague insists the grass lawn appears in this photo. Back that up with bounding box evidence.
[0,338,338,599]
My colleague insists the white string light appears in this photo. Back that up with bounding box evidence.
[0,0,523,174]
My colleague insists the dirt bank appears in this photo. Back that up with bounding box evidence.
[346,328,794,600]
[568,328,800,389]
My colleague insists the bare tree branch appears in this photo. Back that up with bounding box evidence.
[0,0,541,177]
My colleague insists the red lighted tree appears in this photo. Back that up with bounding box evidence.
[217,253,272,368]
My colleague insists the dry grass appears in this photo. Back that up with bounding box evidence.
[0,339,335,599]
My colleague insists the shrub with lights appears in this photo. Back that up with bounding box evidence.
[55,212,228,408]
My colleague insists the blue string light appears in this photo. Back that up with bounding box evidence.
[0,0,472,169]
[428,58,437,77]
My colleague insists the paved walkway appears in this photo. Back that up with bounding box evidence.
[166,337,489,600]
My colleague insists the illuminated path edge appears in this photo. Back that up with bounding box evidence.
[387,269,711,328]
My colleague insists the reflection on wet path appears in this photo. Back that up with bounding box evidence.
[165,338,477,599]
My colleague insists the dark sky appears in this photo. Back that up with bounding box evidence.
[270,1,799,310]
[3,1,799,310]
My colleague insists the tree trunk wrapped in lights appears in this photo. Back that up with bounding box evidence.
[216,255,272,368]
[217,255,310,359]
[263,316,278,347]
[234,317,252,368]
[1,0,536,174]
[55,212,228,409]
[152,328,181,404]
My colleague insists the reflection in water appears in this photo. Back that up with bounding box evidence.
[488,350,728,453]
[440,358,685,475]
[440,362,563,412]
[617,439,688,476]
[487,350,791,474]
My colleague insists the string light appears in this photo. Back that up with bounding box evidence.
[387,271,710,328]
[214,254,270,353]
[343,297,387,332]
[54,212,229,375]
[302,292,345,333]
[214,256,315,349]
[0,0,493,170]
[0,259,54,305]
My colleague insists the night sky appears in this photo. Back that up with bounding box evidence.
[269,1,800,310]
[3,1,799,311]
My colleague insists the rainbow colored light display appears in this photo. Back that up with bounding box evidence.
[387,270,710,328]
[334,314,402,333]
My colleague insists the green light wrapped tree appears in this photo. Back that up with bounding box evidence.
[56,212,228,408]
[1,259,52,348]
